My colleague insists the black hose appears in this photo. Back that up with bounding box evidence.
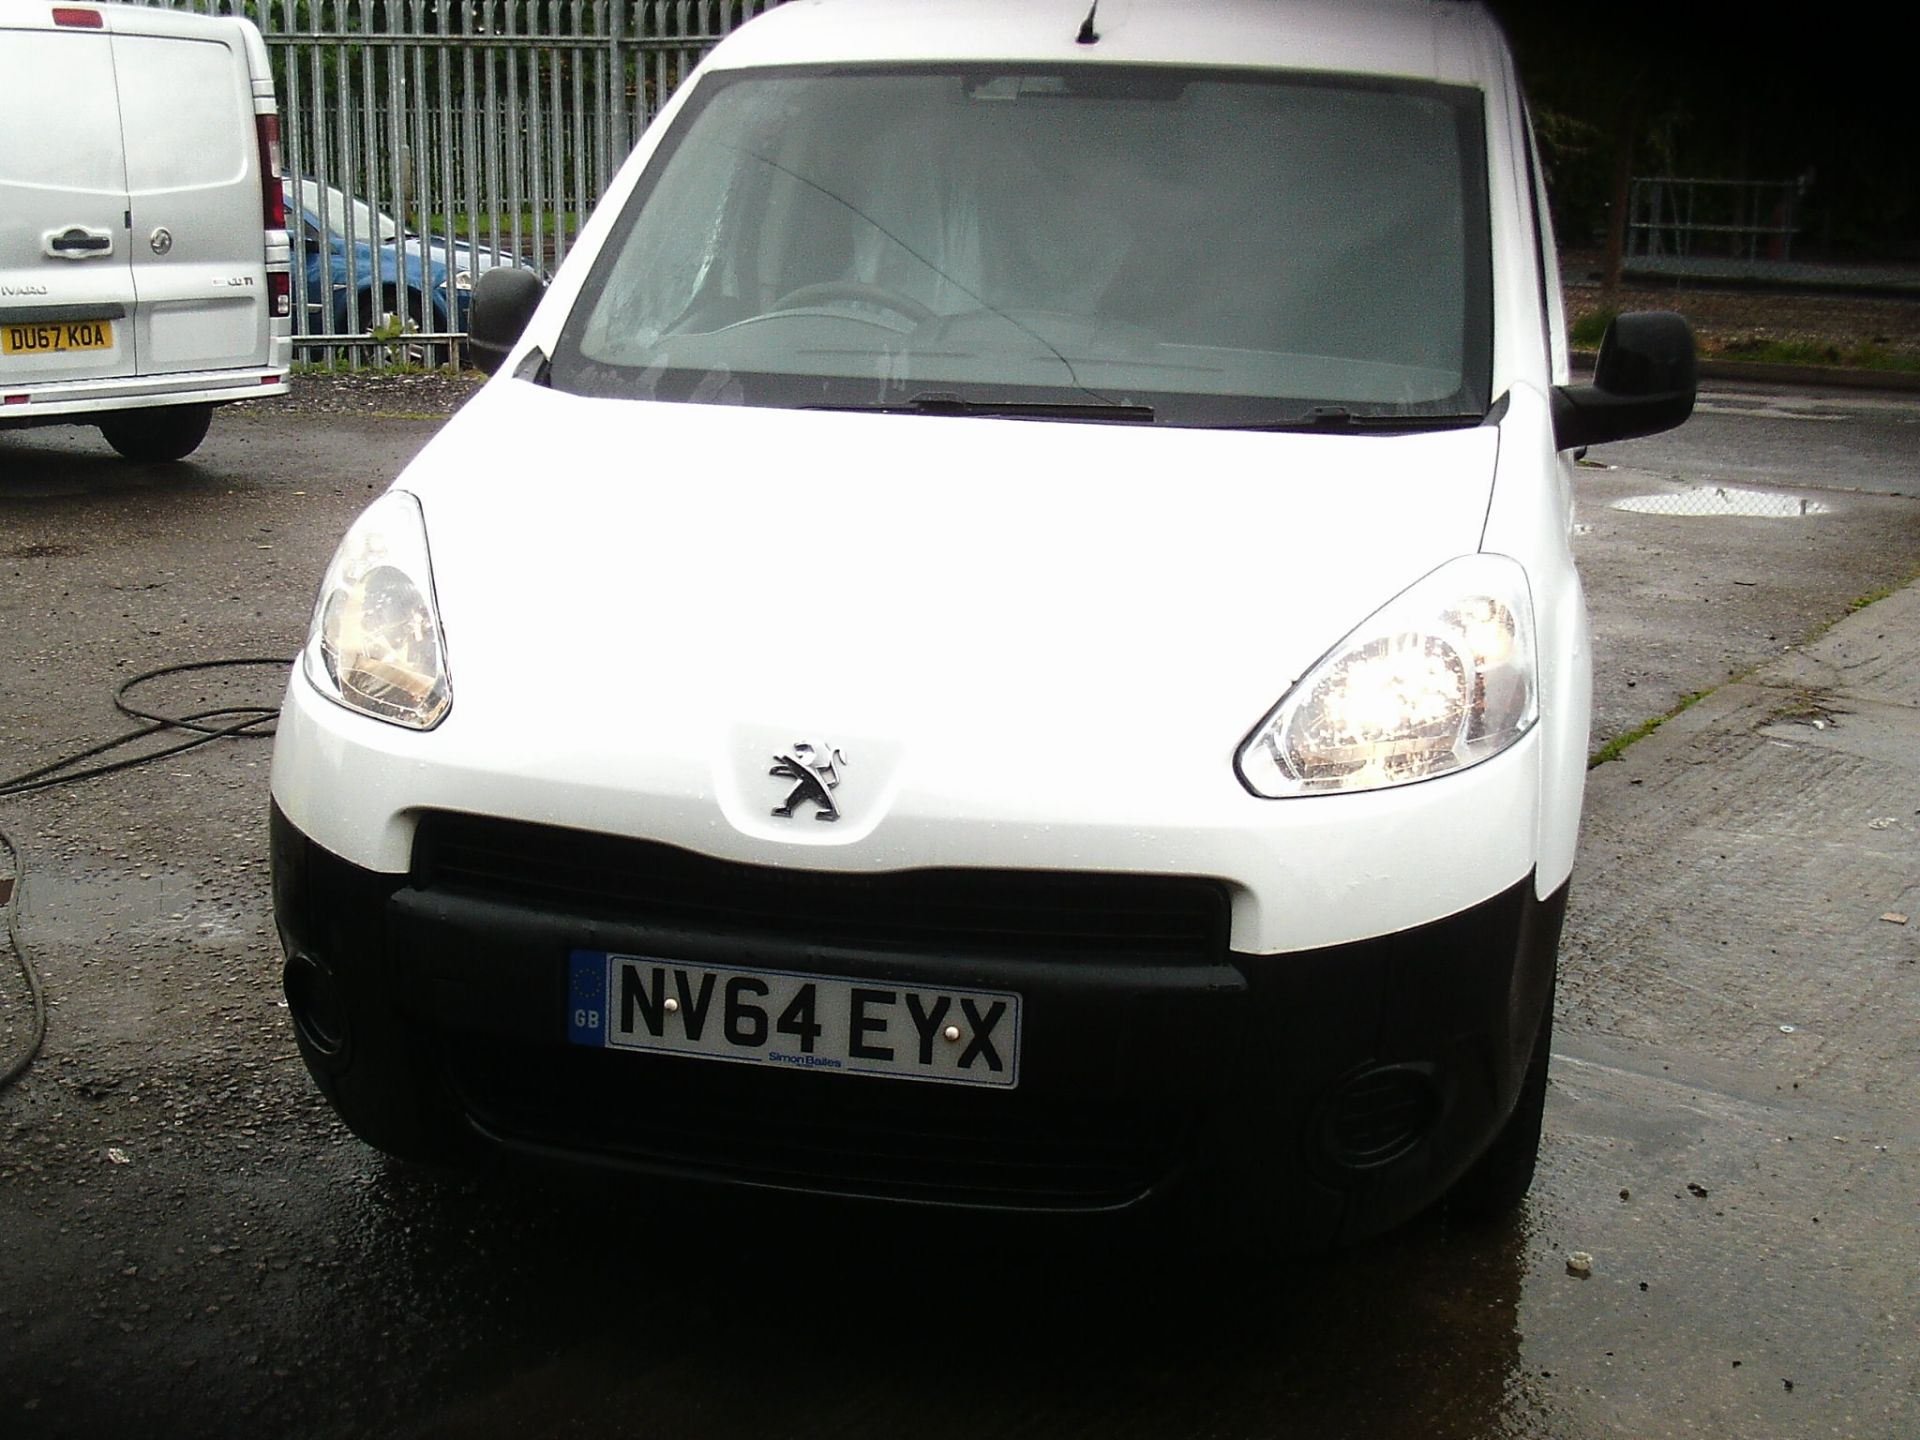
[0,657,290,1094]
[0,657,288,799]
[0,826,43,1093]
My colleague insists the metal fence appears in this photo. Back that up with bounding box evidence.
[1627,176,1804,265]
[133,0,778,364]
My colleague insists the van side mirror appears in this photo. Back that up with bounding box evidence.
[1551,311,1696,451]
[467,267,546,375]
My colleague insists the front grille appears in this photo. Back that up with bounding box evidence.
[413,812,1231,965]
[412,814,1224,1206]
[445,1035,1191,1208]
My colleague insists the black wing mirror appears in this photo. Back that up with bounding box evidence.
[1551,311,1696,451]
[467,267,546,375]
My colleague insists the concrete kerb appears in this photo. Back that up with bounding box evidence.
[1586,578,1920,784]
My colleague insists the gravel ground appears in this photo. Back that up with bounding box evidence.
[1560,251,1920,364]
[234,368,485,418]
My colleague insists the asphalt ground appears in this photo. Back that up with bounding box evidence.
[0,378,1916,1438]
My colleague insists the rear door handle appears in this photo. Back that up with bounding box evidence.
[45,226,115,259]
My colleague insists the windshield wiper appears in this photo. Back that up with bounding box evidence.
[807,393,1154,423]
[1227,406,1485,433]
[511,345,551,386]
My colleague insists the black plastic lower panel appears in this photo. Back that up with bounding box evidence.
[449,1032,1194,1208]
[271,803,1565,1248]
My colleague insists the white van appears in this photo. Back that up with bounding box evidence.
[0,0,291,461]
[273,0,1696,1251]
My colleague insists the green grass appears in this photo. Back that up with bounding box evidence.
[291,357,467,378]
[1588,688,1709,768]
[1715,337,1920,373]
[437,209,580,243]
[1569,307,1618,348]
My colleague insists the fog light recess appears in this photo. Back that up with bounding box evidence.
[283,951,350,1064]
[1319,1063,1440,1169]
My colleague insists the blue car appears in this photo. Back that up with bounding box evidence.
[287,178,526,336]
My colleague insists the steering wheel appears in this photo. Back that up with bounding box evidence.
[770,281,935,328]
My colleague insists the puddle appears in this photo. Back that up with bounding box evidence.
[1612,485,1834,518]
[1691,401,1848,423]
[20,865,225,944]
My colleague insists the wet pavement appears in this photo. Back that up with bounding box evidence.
[1,385,1917,1438]
[1546,578,1920,1437]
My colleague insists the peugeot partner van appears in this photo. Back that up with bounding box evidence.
[0,0,291,461]
[271,0,1695,1252]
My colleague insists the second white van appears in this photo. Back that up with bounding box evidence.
[0,0,291,461]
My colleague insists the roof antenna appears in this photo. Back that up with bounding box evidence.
[1076,0,1099,44]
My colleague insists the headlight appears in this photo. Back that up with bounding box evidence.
[302,490,451,730]
[1236,554,1537,797]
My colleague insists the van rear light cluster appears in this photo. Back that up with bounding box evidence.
[257,114,286,229]
[52,7,103,26]
[269,271,291,318]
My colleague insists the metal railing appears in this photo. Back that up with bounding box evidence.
[1627,176,1804,265]
[132,0,778,364]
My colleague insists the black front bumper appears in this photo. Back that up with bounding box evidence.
[271,804,1563,1249]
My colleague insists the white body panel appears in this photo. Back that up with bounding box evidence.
[273,385,1562,955]
[0,0,290,416]
[0,15,135,386]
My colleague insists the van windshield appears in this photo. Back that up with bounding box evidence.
[551,65,1492,428]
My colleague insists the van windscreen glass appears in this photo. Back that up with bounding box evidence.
[551,65,1492,429]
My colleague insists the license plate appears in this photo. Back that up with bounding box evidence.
[568,951,1021,1089]
[2,319,114,355]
